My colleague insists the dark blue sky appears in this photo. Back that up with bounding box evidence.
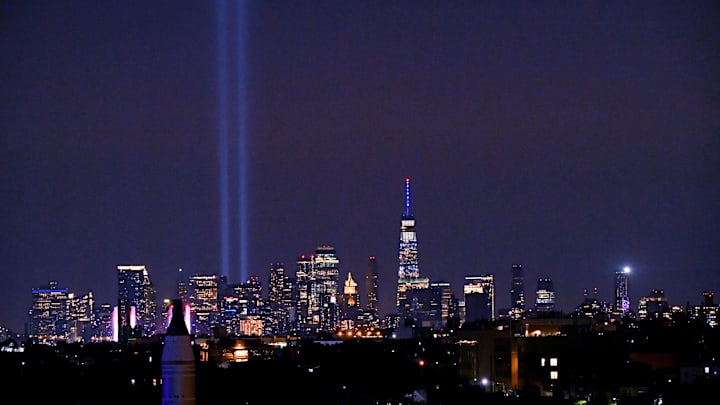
[1,1,718,332]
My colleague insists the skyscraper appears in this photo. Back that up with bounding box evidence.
[637,289,668,320]
[365,256,379,317]
[117,265,158,339]
[614,266,631,316]
[430,280,453,328]
[510,263,525,320]
[535,277,555,313]
[464,274,495,322]
[312,245,341,331]
[187,274,225,336]
[267,262,286,306]
[29,280,69,341]
[396,178,429,313]
[295,254,314,330]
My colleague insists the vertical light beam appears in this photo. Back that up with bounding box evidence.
[235,0,248,284]
[217,0,249,284]
[216,0,231,281]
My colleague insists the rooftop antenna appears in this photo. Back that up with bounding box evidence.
[405,177,411,217]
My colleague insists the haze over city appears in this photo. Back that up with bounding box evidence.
[1,1,718,333]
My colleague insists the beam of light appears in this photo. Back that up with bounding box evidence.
[217,0,231,281]
[216,0,248,283]
[235,0,248,284]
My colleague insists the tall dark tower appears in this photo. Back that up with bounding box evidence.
[396,178,428,313]
[510,263,525,320]
[161,299,196,405]
[365,256,379,317]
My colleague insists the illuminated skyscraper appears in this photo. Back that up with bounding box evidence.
[295,254,314,329]
[267,262,286,306]
[464,275,495,322]
[187,274,225,336]
[534,277,555,313]
[338,272,361,325]
[510,263,525,320]
[614,266,631,316]
[117,265,158,339]
[365,256,379,317]
[29,280,69,341]
[396,178,429,313]
[637,289,668,320]
[312,245,341,331]
[430,280,453,328]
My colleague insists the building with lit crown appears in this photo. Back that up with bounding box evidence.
[614,266,631,316]
[396,178,430,315]
[534,277,555,313]
[464,274,495,322]
[29,280,69,342]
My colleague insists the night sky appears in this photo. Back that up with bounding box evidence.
[2,1,718,333]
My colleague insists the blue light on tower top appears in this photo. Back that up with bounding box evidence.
[405,178,411,217]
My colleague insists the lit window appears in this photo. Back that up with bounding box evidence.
[550,358,558,367]
[550,371,558,380]
[540,358,546,367]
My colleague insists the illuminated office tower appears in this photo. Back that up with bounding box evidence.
[187,274,225,336]
[534,277,555,313]
[614,266,631,316]
[637,289,668,320]
[176,268,188,303]
[117,265,158,339]
[510,263,525,320]
[29,280,69,342]
[312,245,341,331]
[430,280,453,328]
[67,291,95,343]
[365,256,379,317]
[93,303,114,341]
[267,262,286,306]
[244,275,264,309]
[397,178,430,313]
[338,272,361,326]
[701,291,717,327]
[464,275,495,322]
[295,254,314,330]
[688,291,718,327]
[343,272,360,305]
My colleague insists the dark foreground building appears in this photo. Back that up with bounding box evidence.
[1,315,718,404]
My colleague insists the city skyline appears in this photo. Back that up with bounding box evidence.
[2,1,718,333]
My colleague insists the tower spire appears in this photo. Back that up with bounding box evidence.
[404,177,411,217]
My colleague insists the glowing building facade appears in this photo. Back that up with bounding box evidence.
[614,267,631,316]
[29,281,69,341]
[534,277,555,313]
[117,265,158,339]
[187,274,225,336]
[312,245,341,331]
[396,178,429,314]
